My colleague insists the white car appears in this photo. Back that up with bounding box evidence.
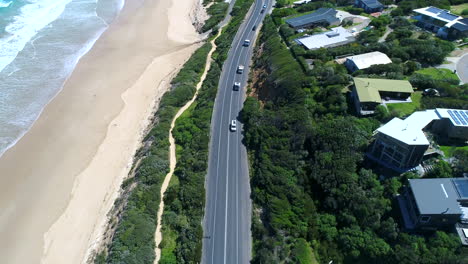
[243,39,250,46]
[233,82,241,91]
[237,65,244,74]
[230,120,237,132]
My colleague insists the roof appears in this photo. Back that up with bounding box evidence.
[414,6,463,24]
[346,51,392,70]
[359,0,383,9]
[435,108,468,127]
[376,108,467,145]
[409,178,463,215]
[286,8,339,28]
[377,110,439,145]
[354,77,413,103]
[452,21,468,32]
[295,27,355,50]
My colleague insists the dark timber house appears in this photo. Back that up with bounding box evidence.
[285,8,340,29]
[399,178,468,245]
[355,0,384,13]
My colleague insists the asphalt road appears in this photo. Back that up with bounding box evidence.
[456,53,468,84]
[201,1,271,263]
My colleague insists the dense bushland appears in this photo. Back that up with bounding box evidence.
[202,2,229,32]
[242,14,468,264]
[97,43,212,264]
[159,0,254,262]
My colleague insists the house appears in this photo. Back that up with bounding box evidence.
[413,6,468,40]
[295,27,355,50]
[399,177,468,245]
[355,0,384,13]
[368,109,468,172]
[285,8,340,29]
[344,51,392,72]
[351,78,414,115]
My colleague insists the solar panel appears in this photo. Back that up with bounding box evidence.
[460,111,468,124]
[448,110,461,125]
[438,11,459,21]
[454,110,467,125]
[426,6,442,14]
[453,179,468,199]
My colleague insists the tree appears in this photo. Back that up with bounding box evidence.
[427,160,453,178]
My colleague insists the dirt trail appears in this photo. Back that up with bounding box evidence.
[154,30,222,263]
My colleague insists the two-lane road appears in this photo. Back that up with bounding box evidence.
[202,1,271,263]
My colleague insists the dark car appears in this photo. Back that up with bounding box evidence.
[260,9,265,13]
[252,25,257,31]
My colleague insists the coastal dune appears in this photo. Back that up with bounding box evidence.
[0,0,202,263]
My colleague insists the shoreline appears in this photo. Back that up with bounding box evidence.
[0,0,202,262]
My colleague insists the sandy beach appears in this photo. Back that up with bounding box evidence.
[0,0,202,262]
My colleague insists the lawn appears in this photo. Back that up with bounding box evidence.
[387,91,422,117]
[439,145,468,157]
[451,3,468,15]
[415,68,459,81]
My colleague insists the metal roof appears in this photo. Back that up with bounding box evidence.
[353,77,413,103]
[360,0,383,9]
[377,110,439,145]
[286,8,339,28]
[345,51,392,70]
[295,26,354,50]
[376,108,468,145]
[414,6,463,23]
[435,108,468,127]
[409,178,463,215]
[452,21,468,32]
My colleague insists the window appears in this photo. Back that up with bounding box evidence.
[420,216,431,223]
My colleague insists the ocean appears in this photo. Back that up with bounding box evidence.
[0,0,124,157]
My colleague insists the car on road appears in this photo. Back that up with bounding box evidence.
[263,4,267,8]
[243,39,250,46]
[237,65,244,74]
[260,9,265,13]
[230,120,237,132]
[233,82,241,91]
[252,25,257,31]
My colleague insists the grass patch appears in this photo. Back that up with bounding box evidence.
[159,227,178,264]
[450,3,468,15]
[415,68,459,81]
[440,145,468,157]
[387,91,422,117]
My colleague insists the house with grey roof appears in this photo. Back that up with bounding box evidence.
[399,177,468,245]
[413,6,468,40]
[368,109,468,172]
[285,8,340,29]
[355,0,384,13]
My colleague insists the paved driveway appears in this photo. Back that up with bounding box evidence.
[456,53,468,84]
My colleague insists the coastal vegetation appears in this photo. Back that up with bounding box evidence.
[202,2,229,32]
[95,42,212,264]
[159,0,255,262]
[243,8,468,263]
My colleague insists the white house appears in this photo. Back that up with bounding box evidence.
[344,51,392,72]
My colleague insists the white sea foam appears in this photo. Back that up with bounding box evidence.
[0,0,12,8]
[0,0,125,157]
[0,0,72,73]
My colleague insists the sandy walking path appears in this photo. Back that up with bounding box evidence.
[154,27,225,264]
[0,0,202,262]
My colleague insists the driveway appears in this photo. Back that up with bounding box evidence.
[456,53,468,84]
